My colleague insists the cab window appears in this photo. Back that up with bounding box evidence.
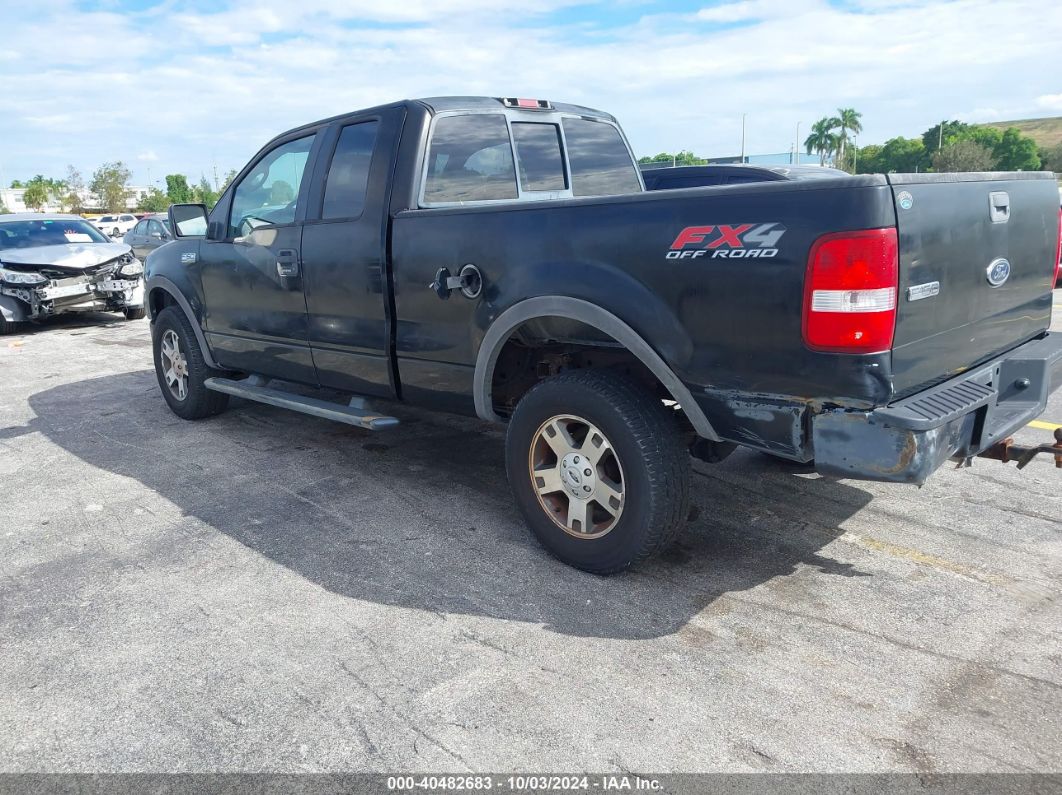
[322,121,379,219]
[561,117,641,197]
[423,114,517,204]
[512,122,566,192]
[229,134,315,237]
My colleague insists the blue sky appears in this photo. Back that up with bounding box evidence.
[1,0,1060,188]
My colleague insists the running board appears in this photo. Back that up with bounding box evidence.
[204,376,399,430]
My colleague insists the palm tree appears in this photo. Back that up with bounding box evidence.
[832,107,863,164]
[804,118,839,166]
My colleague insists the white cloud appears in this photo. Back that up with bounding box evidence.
[137,150,159,162]
[0,0,1060,183]
[1036,93,1062,111]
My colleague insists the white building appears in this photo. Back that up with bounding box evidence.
[0,185,151,214]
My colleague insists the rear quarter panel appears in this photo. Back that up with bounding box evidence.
[391,176,897,407]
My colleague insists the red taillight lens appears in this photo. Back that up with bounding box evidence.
[802,228,899,353]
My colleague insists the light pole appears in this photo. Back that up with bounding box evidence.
[795,121,801,165]
[740,114,746,163]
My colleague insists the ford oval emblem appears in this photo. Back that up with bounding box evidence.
[986,258,1011,287]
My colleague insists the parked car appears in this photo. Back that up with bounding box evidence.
[123,214,172,259]
[91,213,139,237]
[641,163,849,190]
[0,214,146,333]
[146,96,1062,574]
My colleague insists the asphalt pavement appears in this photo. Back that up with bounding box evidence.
[1,297,1060,773]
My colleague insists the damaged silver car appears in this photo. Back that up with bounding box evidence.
[0,214,146,334]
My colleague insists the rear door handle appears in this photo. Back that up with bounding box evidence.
[276,249,300,277]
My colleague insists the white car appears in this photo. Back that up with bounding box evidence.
[92,213,139,237]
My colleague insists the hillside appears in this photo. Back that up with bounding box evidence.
[982,116,1062,148]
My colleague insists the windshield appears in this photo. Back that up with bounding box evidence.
[0,219,112,252]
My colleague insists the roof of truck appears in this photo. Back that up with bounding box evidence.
[415,96,615,120]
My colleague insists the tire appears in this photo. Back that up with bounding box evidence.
[152,306,229,420]
[123,306,146,320]
[505,369,691,574]
[112,227,120,237]
[0,316,15,336]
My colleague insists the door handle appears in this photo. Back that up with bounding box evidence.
[276,249,300,290]
[276,249,300,277]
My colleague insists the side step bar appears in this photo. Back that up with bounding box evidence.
[204,376,399,430]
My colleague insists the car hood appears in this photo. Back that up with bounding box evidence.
[0,242,133,271]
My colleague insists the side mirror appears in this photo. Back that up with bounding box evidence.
[168,203,209,238]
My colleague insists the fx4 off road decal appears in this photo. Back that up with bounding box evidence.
[666,223,786,259]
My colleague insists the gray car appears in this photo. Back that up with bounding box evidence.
[0,213,145,334]
[122,214,172,259]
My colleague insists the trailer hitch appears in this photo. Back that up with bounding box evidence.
[976,427,1062,470]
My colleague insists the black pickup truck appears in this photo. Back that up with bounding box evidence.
[147,96,1062,574]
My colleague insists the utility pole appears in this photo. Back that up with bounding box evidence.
[938,120,944,152]
[740,114,747,163]
[794,121,801,164]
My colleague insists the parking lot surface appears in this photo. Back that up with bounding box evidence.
[1,300,1060,773]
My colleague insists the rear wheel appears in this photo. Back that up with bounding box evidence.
[505,370,690,574]
[152,306,229,420]
[123,306,146,320]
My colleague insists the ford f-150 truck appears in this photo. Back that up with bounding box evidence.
[146,96,1062,574]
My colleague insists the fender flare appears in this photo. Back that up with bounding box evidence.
[145,275,221,369]
[473,296,720,441]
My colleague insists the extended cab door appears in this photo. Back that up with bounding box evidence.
[199,131,322,383]
[299,107,405,397]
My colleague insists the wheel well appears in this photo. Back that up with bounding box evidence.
[489,316,676,421]
[148,287,176,320]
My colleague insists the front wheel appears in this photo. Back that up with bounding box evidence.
[505,370,691,574]
[152,306,229,420]
[123,306,146,320]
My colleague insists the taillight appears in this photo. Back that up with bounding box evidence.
[802,228,899,353]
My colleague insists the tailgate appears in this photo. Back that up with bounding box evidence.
[889,172,1058,396]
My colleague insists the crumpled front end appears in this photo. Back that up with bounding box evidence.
[0,253,144,322]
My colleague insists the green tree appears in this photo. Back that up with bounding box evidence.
[90,161,133,212]
[922,120,969,155]
[932,140,995,172]
[0,203,10,214]
[9,180,23,189]
[219,168,238,194]
[22,181,48,211]
[165,174,192,204]
[854,144,883,174]
[64,166,85,214]
[965,126,1003,151]
[139,187,169,212]
[637,151,707,166]
[192,175,219,208]
[1039,141,1062,173]
[992,128,1041,171]
[878,136,929,173]
[804,117,839,166]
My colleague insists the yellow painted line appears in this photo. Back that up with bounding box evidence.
[1028,420,1061,431]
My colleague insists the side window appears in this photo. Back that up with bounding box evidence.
[148,220,165,237]
[423,114,517,204]
[322,121,379,219]
[561,118,642,197]
[229,134,315,236]
[726,175,768,185]
[512,122,566,192]
[132,221,146,234]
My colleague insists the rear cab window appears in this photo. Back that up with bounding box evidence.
[420,109,640,207]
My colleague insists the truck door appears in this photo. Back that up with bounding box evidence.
[300,107,405,397]
[198,131,321,383]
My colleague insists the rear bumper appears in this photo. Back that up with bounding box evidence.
[813,332,1062,484]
